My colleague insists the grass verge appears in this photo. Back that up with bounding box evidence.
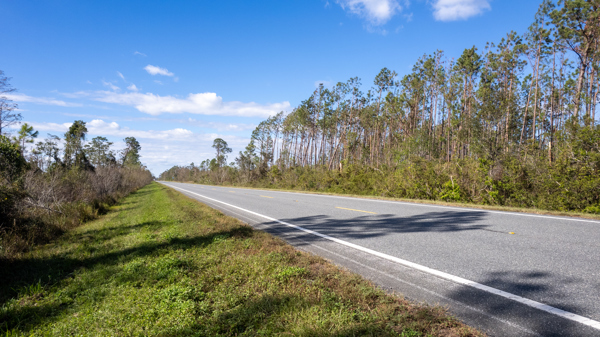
[0,182,482,336]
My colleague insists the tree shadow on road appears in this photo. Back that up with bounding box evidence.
[446,270,594,337]
[260,210,489,242]
[252,211,599,336]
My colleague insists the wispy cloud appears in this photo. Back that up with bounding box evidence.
[432,0,490,21]
[61,112,158,122]
[134,51,147,57]
[91,91,290,118]
[15,86,289,120]
[183,118,257,132]
[3,93,82,107]
[25,119,195,141]
[117,71,125,81]
[144,65,174,77]
[87,119,196,140]
[102,81,120,91]
[335,0,404,25]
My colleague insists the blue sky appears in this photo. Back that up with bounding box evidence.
[2,0,542,175]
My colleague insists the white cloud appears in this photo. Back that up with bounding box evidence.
[127,84,139,91]
[21,121,71,133]
[3,93,82,107]
[102,81,120,91]
[62,112,158,122]
[57,91,91,99]
[335,0,403,25]
[144,65,174,77]
[134,51,147,57]
[139,133,250,174]
[184,118,257,132]
[117,71,125,80]
[432,0,490,21]
[87,119,197,140]
[24,119,195,141]
[92,91,290,118]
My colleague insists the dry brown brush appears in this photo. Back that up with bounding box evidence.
[0,165,152,258]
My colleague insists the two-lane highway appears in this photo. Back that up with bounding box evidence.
[160,181,600,336]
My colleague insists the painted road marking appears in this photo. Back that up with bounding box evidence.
[215,185,600,224]
[161,182,600,331]
[336,206,377,214]
[260,195,274,199]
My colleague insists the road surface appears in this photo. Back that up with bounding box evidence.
[159,181,600,336]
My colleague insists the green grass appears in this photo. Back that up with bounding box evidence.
[0,182,482,336]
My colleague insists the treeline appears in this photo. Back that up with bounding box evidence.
[1,74,153,257]
[161,0,600,214]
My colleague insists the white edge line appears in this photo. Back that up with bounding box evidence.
[161,182,600,331]
[172,182,600,224]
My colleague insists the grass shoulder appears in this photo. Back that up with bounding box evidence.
[0,182,481,336]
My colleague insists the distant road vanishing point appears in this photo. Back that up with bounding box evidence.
[160,181,600,337]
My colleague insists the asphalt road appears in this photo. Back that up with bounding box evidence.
[159,181,600,336]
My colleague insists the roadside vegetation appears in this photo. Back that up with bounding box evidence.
[160,0,600,215]
[0,72,153,258]
[0,183,482,336]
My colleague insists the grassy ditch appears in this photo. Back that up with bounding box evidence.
[0,182,482,336]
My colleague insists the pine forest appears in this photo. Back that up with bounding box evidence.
[160,0,600,214]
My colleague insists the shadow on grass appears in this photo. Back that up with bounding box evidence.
[159,293,401,337]
[0,300,67,334]
[69,220,166,242]
[0,222,253,334]
[211,294,295,335]
[0,223,253,306]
